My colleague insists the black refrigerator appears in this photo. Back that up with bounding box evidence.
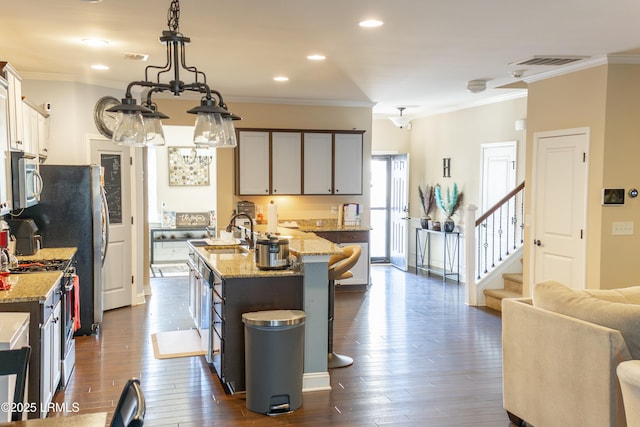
[20,165,106,335]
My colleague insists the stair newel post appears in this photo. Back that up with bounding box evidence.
[464,204,478,306]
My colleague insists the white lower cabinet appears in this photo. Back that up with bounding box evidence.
[0,313,30,422]
[336,242,369,286]
[40,301,61,418]
[187,253,202,330]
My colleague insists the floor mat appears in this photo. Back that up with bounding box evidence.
[150,263,189,278]
[150,329,206,359]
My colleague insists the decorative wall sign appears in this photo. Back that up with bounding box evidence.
[168,146,210,186]
[443,158,451,178]
[176,212,209,227]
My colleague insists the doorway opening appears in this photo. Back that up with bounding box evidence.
[370,156,390,263]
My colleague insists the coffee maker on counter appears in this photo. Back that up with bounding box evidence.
[7,218,41,256]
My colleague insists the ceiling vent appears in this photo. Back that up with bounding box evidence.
[123,53,149,61]
[512,55,589,66]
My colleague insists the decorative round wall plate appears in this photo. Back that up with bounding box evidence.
[93,96,120,139]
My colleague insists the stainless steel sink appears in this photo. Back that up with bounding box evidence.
[204,245,249,255]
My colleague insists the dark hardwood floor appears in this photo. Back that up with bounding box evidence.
[52,265,513,426]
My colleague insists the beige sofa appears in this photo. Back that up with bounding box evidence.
[502,281,640,427]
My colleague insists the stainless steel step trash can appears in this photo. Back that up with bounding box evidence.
[242,309,305,415]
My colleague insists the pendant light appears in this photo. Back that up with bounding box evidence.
[107,0,241,147]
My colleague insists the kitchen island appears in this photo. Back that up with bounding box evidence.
[0,247,77,419]
[188,226,342,392]
[281,220,371,289]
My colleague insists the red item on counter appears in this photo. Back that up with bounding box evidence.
[0,271,10,290]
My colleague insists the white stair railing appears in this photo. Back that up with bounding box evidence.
[464,182,525,305]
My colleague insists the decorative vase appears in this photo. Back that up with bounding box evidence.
[443,217,455,232]
[420,217,430,229]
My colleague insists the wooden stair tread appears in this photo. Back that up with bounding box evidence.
[483,288,521,299]
[502,273,523,283]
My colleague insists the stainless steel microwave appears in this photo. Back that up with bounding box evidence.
[11,151,42,209]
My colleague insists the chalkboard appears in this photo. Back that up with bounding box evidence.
[176,212,209,227]
[101,153,123,224]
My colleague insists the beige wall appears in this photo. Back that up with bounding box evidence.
[157,99,373,225]
[601,64,640,288]
[524,63,640,293]
[404,98,527,225]
[524,65,608,293]
[371,118,411,154]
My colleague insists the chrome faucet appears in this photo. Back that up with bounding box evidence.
[225,213,255,248]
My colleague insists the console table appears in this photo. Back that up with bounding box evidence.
[150,227,209,264]
[415,228,460,283]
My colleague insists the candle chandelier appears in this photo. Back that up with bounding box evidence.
[108,0,240,148]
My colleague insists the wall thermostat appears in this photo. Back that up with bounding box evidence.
[602,188,625,205]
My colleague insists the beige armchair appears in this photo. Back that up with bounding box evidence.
[618,360,640,427]
[501,280,640,427]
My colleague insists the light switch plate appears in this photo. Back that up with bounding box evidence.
[612,221,634,235]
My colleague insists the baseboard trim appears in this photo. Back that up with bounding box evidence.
[303,372,331,392]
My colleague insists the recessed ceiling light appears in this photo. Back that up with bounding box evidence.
[359,19,383,28]
[91,64,109,71]
[307,54,326,61]
[82,38,108,47]
[273,76,289,82]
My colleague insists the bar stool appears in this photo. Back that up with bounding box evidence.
[327,245,361,369]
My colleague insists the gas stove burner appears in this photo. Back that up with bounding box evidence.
[10,258,72,273]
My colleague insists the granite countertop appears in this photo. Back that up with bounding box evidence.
[190,245,303,279]
[0,247,77,304]
[276,219,371,233]
[18,247,78,262]
[0,271,63,303]
[189,226,342,279]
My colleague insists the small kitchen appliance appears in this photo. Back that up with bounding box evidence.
[7,218,41,256]
[236,201,256,219]
[255,235,290,270]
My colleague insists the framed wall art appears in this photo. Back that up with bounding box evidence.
[168,146,210,186]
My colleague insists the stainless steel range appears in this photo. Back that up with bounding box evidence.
[11,257,77,388]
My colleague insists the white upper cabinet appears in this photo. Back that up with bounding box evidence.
[303,133,333,195]
[238,131,270,195]
[0,79,12,214]
[0,63,24,151]
[303,131,363,195]
[334,133,363,195]
[272,132,301,195]
[38,112,49,160]
[238,129,364,196]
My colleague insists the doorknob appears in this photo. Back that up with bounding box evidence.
[533,239,542,246]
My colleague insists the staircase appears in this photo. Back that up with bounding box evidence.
[483,272,523,312]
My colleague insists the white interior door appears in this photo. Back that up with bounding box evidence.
[91,138,132,310]
[390,154,409,271]
[481,141,517,211]
[532,129,588,289]
[480,142,517,262]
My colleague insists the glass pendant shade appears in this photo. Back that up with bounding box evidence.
[220,116,237,148]
[112,111,146,146]
[143,117,166,146]
[192,111,225,146]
